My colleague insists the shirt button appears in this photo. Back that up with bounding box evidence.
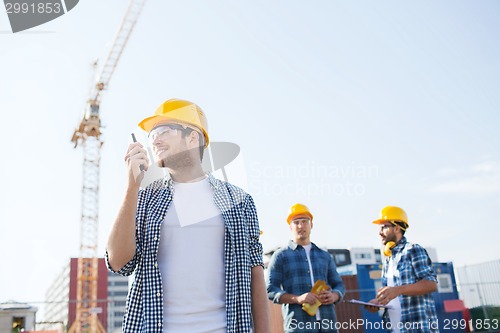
[157,292,161,297]
[154,236,158,241]
[158,321,161,327]
[154,263,158,268]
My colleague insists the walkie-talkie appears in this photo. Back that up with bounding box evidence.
[131,133,144,171]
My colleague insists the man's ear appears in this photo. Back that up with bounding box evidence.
[188,130,201,146]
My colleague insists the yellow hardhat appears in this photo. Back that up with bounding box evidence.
[372,206,409,229]
[287,203,313,224]
[138,98,209,148]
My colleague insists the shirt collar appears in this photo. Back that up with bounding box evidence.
[392,236,408,253]
[165,172,217,190]
[206,173,220,189]
[288,240,316,250]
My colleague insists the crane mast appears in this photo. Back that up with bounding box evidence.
[69,1,146,332]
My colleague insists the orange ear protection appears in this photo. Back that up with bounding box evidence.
[383,241,396,256]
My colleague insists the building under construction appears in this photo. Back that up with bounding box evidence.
[42,258,129,333]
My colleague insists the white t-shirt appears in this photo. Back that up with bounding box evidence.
[303,243,320,320]
[158,178,226,333]
[386,257,402,333]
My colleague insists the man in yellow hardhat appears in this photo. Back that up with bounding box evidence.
[106,99,270,333]
[267,203,345,332]
[366,206,439,333]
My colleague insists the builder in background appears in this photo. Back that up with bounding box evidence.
[366,206,439,333]
[267,203,345,333]
[106,99,269,333]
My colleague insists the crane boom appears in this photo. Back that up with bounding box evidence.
[69,1,146,332]
[89,0,146,106]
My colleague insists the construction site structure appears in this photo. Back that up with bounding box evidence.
[69,1,146,332]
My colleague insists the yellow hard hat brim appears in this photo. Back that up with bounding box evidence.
[138,114,172,132]
[372,219,408,231]
[373,219,406,225]
[287,212,313,224]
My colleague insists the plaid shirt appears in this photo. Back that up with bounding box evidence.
[267,241,346,333]
[381,237,439,333]
[106,173,264,333]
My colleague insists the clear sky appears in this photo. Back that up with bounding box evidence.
[1,0,499,317]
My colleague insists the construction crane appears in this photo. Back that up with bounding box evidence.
[69,1,146,332]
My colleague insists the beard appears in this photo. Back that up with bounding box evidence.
[155,148,198,169]
[382,234,396,245]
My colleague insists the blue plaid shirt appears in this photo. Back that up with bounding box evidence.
[106,173,264,333]
[381,237,439,333]
[267,241,346,333]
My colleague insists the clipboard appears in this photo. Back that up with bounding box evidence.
[346,299,393,309]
